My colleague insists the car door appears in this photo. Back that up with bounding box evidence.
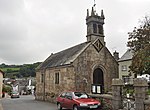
[57,92,66,108]
[63,92,74,109]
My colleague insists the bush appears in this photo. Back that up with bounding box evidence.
[147,89,150,95]
[123,85,134,97]
[2,84,12,95]
[94,97,112,110]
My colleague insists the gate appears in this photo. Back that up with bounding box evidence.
[122,85,135,110]
[112,78,149,110]
[123,98,135,110]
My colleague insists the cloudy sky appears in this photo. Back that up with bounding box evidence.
[0,0,150,65]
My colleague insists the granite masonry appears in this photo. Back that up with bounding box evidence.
[35,6,118,102]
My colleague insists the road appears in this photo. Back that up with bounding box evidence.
[1,95,58,110]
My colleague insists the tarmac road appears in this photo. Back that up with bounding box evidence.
[0,95,57,110]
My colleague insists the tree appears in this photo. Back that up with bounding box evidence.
[128,16,150,75]
[19,62,41,77]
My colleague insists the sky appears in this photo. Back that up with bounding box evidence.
[0,0,150,65]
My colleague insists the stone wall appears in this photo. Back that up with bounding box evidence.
[35,42,118,102]
[73,44,118,93]
[90,94,113,110]
[144,100,150,110]
[111,78,150,110]
[35,71,44,100]
[0,72,3,98]
[35,66,75,102]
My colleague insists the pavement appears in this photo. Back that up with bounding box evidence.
[0,93,9,110]
[0,99,3,110]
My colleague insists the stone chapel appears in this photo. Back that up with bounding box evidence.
[35,6,118,102]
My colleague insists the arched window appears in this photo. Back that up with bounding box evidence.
[98,25,103,34]
[93,24,97,33]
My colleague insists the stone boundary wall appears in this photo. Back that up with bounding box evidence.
[89,94,113,110]
[144,100,150,110]
[35,78,150,110]
[111,78,150,110]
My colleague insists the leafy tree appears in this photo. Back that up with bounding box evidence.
[6,69,12,73]
[19,62,41,77]
[0,63,8,68]
[128,16,150,75]
[0,62,41,78]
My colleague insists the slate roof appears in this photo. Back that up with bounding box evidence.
[37,41,91,69]
[118,49,134,62]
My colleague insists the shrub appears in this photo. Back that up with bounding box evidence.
[2,84,12,95]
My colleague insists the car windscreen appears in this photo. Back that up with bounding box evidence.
[73,92,88,99]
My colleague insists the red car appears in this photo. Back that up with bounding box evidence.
[56,91,101,110]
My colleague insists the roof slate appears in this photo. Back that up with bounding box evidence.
[118,49,133,62]
[38,41,91,69]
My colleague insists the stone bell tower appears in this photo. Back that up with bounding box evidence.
[86,6,105,45]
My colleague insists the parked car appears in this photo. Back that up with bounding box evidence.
[11,91,20,98]
[56,91,101,110]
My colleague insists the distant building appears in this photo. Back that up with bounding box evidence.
[0,69,4,98]
[118,49,135,84]
[36,6,118,102]
[14,78,35,95]
[4,77,35,95]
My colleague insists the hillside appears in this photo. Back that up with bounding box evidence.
[0,62,41,78]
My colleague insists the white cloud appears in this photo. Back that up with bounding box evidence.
[0,0,149,64]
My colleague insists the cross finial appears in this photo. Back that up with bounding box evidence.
[93,0,96,7]
[93,0,96,14]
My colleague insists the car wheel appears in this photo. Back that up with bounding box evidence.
[57,103,62,110]
[73,105,78,110]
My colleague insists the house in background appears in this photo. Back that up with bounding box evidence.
[0,69,4,98]
[3,77,35,95]
[36,6,118,102]
[118,49,135,84]
[11,78,35,95]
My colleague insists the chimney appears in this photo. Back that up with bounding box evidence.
[113,51,119,61]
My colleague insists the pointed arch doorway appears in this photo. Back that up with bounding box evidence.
[93,68,104,94]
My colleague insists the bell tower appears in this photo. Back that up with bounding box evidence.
[86,5,105,44]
